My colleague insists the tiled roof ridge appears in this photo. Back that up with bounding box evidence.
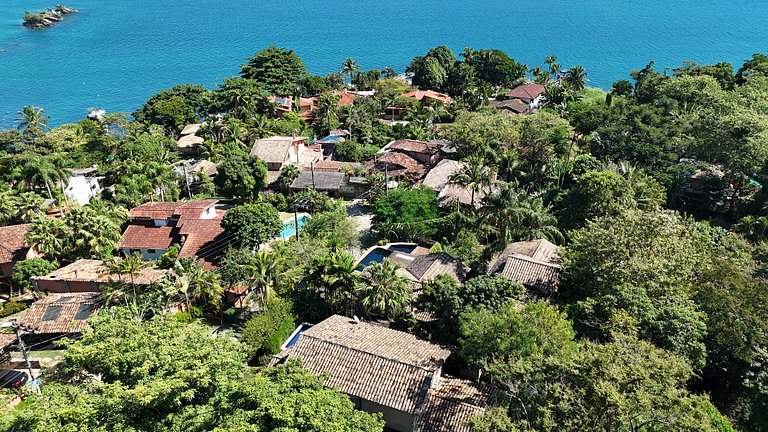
[301,332,446,372]
[507,253,562,268]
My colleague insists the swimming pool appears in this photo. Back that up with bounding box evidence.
[358,247,392,267]
[356,243,419,267]
[280,215,310,240]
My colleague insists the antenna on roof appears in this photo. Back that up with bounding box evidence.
[353,315,361,324]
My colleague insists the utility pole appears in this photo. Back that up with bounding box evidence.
[182,164,192,198]
[2,321,39,394]
[311,161,316,189]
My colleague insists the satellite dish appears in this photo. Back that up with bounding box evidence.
[353,315,361,324]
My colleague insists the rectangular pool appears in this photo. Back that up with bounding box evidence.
[280,215,310,240]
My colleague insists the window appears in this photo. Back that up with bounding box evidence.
[147,249,156,254]
[74,304,94,321]
[41,305,62,321]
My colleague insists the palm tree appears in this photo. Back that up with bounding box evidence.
[16,105,49,142]
[544,55,560,79]
[449,156,495,211]
[107,252,151,297]
[461,47,476,62]
[26,216,70,258]
[356,259,412,320]
[341,58,360,85]
[186,263,224,309]
[143,162,174,202]
[277,164,300,190]
[480,183,564,247]
[47,155,73,204]
[382,66,398,78]
[14,192,46,222]
[316,92,341,134]
[247,250,280,305]
[564,65,587,91]
[17,159,57,200]
[0,188,16,224]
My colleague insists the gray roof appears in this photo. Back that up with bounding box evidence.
[489,239,561,293]
[281,315,451,414]
[290,171,345,191]
[406,252,469,283]
[498,255,561,293]
[489,239,558,273]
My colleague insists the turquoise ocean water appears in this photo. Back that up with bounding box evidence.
[1,0,767,128]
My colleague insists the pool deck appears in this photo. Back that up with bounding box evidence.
[354,242,429,267]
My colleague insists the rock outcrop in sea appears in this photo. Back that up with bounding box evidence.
[23,5,78,29]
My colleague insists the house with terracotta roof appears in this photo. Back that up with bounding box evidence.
[488,239,561,295]
[20,293,101,335]
[504,83,546,112]
[118,200,228,269]
[272,314,492,431]
[0,224,35,282]
[364,152,427,182]
[381,139,443,166]
[401,90,454,106]
[269,96,317,122]
[32,259,169,293]
[250,136,321,171]
[272,315,451,432]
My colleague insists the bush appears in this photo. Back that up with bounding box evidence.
[12,258,56,294]
[0,301,28,318]
[241,299,296,364]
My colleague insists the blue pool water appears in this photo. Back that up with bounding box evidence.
[280,215,310,240]
[389,244,417,254]
[2,0,768,127]
[358,247,392,267]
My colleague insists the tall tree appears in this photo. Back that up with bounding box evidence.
[341,57,360,84]
[356,259,412,319]
[240,46,308,95]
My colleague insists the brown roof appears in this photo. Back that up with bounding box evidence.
[178,218,227,270]
[417,377,496,432]
[283,315,451,414]
[498,255,561,293]
[332,90,358,107]
[365,152,427,180]
[0,224,31,264]
[406,252,470,283]
[311,160,361,173]
[505,83,545,100]
[390,139,440,155]
[128,200,217,220]
[489,98,529,114]
[402,90,454,105]
[20,293,101,334]
[33,259,169,286]
[118,225,177,250]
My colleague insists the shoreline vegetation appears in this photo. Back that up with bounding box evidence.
[23,5,78,29]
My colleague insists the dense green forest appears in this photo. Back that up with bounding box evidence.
[1,46,768,431]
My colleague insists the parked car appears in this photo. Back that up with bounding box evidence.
[0,370,28,389]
